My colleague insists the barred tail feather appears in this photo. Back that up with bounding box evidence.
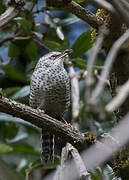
[41,129,54,164]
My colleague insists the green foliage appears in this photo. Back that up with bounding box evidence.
[8,43,20,57]
[7,143,38,155]
[74,0,84,3]
[71,29,93,58]
[0,144,13,153]
[45,40,62,51]
[3,87,20,96]
[2,65,26,82]
[14,17,32,32]
[24,40,38,61]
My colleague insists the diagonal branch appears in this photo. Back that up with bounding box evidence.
[0,96,86,150]
[46,0,103,28]
[0,0,25,29]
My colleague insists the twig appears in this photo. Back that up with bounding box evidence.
[109,0,129,27]
[93,0,115,13]
[69,66,80,130]
[90,29,129,104]
[0,0,25,29]
[112,177,118,180]
[96,166,105,180]
[25,169,30,180]
[52,166,61,180]
[85,26,107,103]
[67,143,92,180]
[0,35,31,46]
[0,96,86,150]
[59,147,69,180]
[33,37,51,52]
[0,34,51,52]
[30,0,38,12]
[106,79,129,113]
[46,0,103,28]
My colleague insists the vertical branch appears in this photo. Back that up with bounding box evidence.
[91,30,129,104]
[93,0,115,12]
[109,0,129,27]
[96,166,105,180]
[59,147,69,180]
[69,66,80,130]
[85,26,107,105]
[67,143,92,180]
[53,166,61,180]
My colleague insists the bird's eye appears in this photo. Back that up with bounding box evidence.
[51,54,57,59]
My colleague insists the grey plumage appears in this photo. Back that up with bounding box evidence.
[29,50,71,163]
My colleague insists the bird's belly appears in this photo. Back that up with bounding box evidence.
[41,83,70,118]
[31,69,70,118]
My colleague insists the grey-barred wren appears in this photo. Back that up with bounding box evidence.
[29,49,71,163]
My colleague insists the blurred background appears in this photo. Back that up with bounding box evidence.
[0,0,115,179]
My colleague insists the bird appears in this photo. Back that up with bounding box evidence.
[29,49,71,164]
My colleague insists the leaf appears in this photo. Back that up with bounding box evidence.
[6,121,19,140]
[8,43,20,57]
[7,132,28,143]
[11,86,30,100]
[45,40,61,51]
[73,59,87,69]
[57,15,79,26]
[14,17,32,31]
[8,143,38,155]
[32,31,43,40]
[71,29,93,58]
[0,113,38,129]
[3,87,20,96]
[0,2,6,14]
[17,159,28,173]
[74,0,84,3]
[2,65,26,82]
[0,144,13,153]
[46,13,57,29]
[24,40,38,61]
[61,38,69,50]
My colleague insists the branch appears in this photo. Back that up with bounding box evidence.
[85,26,107,103]
[106,79,129,113]
[59,147,69,180]
[96,167,105,180]
[69,66,80,129]
[0,35,31,46]
[93,0,115,13]
[45,0,103,28]
[67,143,92,180]
[109,0,129,27]
[0,0,25,29]
[90,29,129,104]
[0,96,86,150]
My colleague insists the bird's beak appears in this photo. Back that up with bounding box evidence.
[57,49,72,60]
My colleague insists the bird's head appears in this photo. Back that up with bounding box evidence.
[39,49,72,68]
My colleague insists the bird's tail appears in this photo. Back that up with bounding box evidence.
[41,129,54,164]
